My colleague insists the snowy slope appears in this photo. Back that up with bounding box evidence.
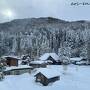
[0,65,90,90]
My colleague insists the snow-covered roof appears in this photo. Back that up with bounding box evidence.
[30,60,46,64]
[70,57,83,61]
[5,65,33,71]
[2,55,21,60]
[39,53,59,61]
[76,60,88,65]
[35,68,60,78]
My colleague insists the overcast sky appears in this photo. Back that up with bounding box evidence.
[0,0,90,23]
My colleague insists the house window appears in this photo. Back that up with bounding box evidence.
[37,78,41,82]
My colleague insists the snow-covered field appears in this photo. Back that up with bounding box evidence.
[0,65,90,90]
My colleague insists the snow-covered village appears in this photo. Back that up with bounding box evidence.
[0,0,90,90]
[0,53,90,90]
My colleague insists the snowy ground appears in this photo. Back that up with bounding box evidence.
[0,65,90,90]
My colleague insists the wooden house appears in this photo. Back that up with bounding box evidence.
[29,61,47,68]
[34,68,60,86]
[75,58,89,65]
[39,53,61,65]
[70,57,83,64]
[4,56,19,66]
[4,65,33,75]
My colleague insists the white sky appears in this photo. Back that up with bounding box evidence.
[0,0,90,22]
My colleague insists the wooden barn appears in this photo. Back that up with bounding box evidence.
[4,65,33,75]
[34,68,60,86]
[39,53,61,65]
[3,56,19,66]
[29,61,47,68]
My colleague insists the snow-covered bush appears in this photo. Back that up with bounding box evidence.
[61,56,70,65]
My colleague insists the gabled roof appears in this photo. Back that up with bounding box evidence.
[2,56,20,60]
[5,65,33,71]
[70,57,83,62]
[35,68,60,78]
[39,53,59,61]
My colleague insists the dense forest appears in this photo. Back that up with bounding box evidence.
[0,17,90,59]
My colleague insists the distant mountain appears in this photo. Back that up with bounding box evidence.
[0,17,90,58]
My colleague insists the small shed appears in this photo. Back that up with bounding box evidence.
[70,57,83,64]
[4,65,33,75]
[76,58,89,65]
[39,53,61,65]
[3,56,19,66]
[34,68,60,86]
[29,61,47,68]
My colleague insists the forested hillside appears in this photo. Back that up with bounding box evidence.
[0,17,90,58]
